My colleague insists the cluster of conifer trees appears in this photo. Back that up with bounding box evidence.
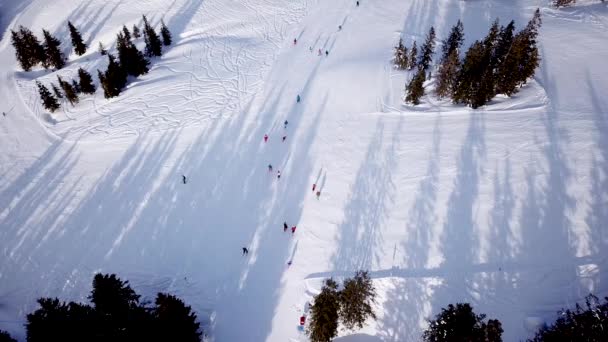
[395,9,542,108]
[11,16,172,113]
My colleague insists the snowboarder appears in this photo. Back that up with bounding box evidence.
[277,170,281,179]
[294,38,297,45]
[264,134,268,142]
[282,135,287,142]
[312,183,316,192]
[316,190,321,199]
[297,94,301,103]
[182,175,187,184]
[242,247,249,255]
[283,222,288,232]
[268,164,273,172]
[291,226,297,234]
[325,50,329,56]
[284,120,289,128]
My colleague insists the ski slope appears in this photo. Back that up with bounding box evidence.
[1,0,607,340]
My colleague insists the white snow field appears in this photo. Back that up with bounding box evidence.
[1,0,607,340]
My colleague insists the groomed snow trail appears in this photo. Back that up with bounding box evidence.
[1,0,608,341]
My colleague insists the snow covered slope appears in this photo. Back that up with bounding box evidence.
[1,0,607,341]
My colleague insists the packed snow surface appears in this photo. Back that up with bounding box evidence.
[1,0,607,340]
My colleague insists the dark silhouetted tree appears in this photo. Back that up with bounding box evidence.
[423,303,503,342]
[436,49,460,99]
[42,29,65,69]
[406,67,426,105]
[122,25,132,41]
[554,0,575,7]
[11,26,44,71]
[71,79,81,94]
[419,26,436,70]
[116,32,149,77]
[98,42,107,55]
[339,271,376,330]
[441,20,464,61]
[408,40,418,70]
[68,21,87,56]
[36,81,60,112]
[143,15,162,57]
[26,298,95,342]
[51,83,64,99]
[529,294,608,342]
[0,330,17,342]
[78,68,96,94]
[308,279,340,342]
[101,54,127,98]
[452,40,485,107]
[160,20,172,46]
[394,38,409,69]
[133,25,141,39]
[154,293,202,342]
[57,75,79,105]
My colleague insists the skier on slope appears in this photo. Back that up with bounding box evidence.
[282,136,287,142]
[277,170,281,179]
[356,1,360,6]
[182,175,187,184]
[264,134,268,142]
[325,50,329,56]
[291,226,297,234]
[284,222,288,232]
[297,94,301,103]
[312,183,316,192]
[294,38,297,45]
[268,164,273,172]
[284,120,289,128]
[318,48,322,56]
[316,190,321,199]
[242,247,249,255]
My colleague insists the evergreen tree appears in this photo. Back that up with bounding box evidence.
[408,40,418,70]
[160,20,172,46]
[101,54,128,98]
[36,81,60,112]
[394,38,409,69]
[554,0,575,7]
[339,271,377,330]
[57,76,79,105]
[142,15,162,57]
[52,83,64,99]
[492,20,515,96]
[116,31,150,77]
[26,298,95,342]
[452,40,485,107]
[133,25,141,39]
[0,330,17,342]
[71,79,81,94]
[419,26,436,70]
[98,42,107,55]
[308,279,340,342]
[78,68,96,94]
[11,26,44,71]
[42,29,66,69]
[98,69,109,96]
[436,49,460,99]
[406,67,426,105]
[122,25,132,41]
[154,293,202,342]
[441,20,464,61]
[423,303,503,342]
[529,294,608,342]
[68,21,87,56]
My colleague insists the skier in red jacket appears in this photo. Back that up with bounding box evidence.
[291,226,297,234]
[264,134,268,142]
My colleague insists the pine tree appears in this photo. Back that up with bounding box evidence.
[116,32,150,77]
[436,49,460,99]
[123,25,132,41]
[441,20,464,61]
[492,20,515,95]
[133,25,141,39]
[26,298,96,342]
[143,15,162,57]
[308,279,340,342]
[339,271,377,330]
[36,81,60,112]
[71,79,81,94]
[57,76,79,105]
[42,29,66,69]
[419,26,436,70]
[97,69,109,95]
[98,42,107,55]
[51,83,64,99]
[554,0,575,7]
[11,26,44,71]
[406,67,426,105]
[452,40,485,107]
[0,330,17,342]
[423,303,503,342]
[394,38,409,69]
[78,68,96,94]
[68,21,87,56]
[154,293,202,342]
[160,20,172,46]
[408,40,418,70]
[101,54,127,98]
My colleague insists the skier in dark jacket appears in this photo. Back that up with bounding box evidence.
[182,175,187,184]
[297,94,301,103]
[284,120,289,128]
[242,247,249,255]
[284,222,288,232]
